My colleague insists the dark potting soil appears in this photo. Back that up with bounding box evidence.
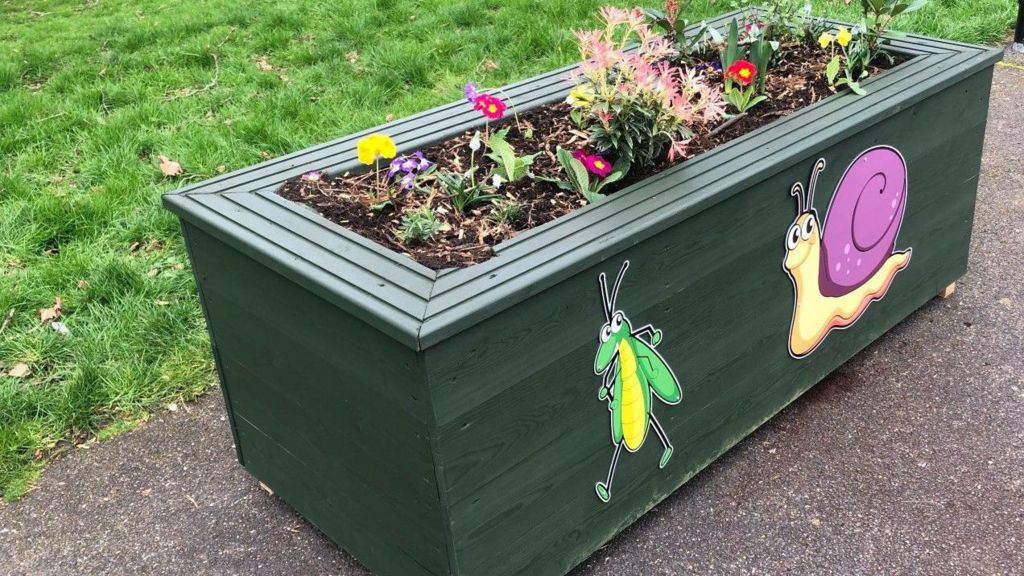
[278,43,907,270]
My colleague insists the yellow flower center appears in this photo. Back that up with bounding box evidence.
[593,160,605,169]
[739,68,751,78]
[487,104,497,113]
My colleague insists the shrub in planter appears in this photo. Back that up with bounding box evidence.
[164,3,1001,575]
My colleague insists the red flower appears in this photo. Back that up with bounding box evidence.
[583,154,613,178]
[725,59,757,86]
[473,94,506,119]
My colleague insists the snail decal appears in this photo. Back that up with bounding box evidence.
[784,146,913,358]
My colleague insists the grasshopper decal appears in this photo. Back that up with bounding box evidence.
[594,260,682,503]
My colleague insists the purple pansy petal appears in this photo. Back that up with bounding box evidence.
[464,81,478,103]
[400,173,416,190]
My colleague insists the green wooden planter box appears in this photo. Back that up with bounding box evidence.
[164,11,1001,576]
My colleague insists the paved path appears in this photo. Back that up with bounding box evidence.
[2,55,1022,576]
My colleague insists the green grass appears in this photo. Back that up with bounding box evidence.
[0,0,1013,500]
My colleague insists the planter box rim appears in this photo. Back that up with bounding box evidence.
[163,8,1001,351]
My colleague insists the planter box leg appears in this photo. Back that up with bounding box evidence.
[938,282,957,299]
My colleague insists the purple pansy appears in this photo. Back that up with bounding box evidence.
[464,81,479,103]
[388,151,433,190]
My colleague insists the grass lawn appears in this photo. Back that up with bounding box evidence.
[0,0,1014,500]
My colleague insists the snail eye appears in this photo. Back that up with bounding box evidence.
[801,218,815,240]
[787,225,801,250]
[611,312,624,333]
[600,324,612,342]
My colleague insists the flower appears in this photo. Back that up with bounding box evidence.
[387,151,432,179]
[301,171,323,182]
[464,81,478,103]
[399,173,416,190]
[836,26,852,47]
[703,60,723,75]
[818,32,834,49]
[472,94,506,119]
[744,22,764,35]
[491,174,504,188]
[572,149,588,162]
[725,60,757,86]
[469,131,481,152]
[356,133,397,165]
[667,139,688,162]
[582,154,613,177]
[565,85,595,108]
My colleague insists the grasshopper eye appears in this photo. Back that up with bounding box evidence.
[611,312,623,333]
[600,324,612,342]
[787,224,801,250]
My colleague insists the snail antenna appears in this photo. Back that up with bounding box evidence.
[790,182,805,214]
[806,158,826,212]
[598,272,612,322]
[609,261,630,313]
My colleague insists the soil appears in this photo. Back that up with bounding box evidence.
[278,42,907,270]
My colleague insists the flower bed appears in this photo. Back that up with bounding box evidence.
[278,3,911,269]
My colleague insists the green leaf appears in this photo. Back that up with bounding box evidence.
[825,55,841,85]
[847,81,867,95]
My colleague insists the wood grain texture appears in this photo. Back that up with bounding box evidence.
[166,11,999,576]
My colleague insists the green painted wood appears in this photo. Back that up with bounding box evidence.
[426,68,992,575]
[182,223,450,576]
[165,10,1000,576]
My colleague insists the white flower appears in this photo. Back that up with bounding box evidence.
[469,130,481,152]
[491,174,504,188]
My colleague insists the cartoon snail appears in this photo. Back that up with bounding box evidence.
[784,146,913,358]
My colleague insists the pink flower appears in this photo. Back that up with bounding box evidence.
[301,171,323,181]
[572,149,588,163]
[596,108,614,127]
[472,94,506,119]
[582,154,613,177]
[599,6,630,27]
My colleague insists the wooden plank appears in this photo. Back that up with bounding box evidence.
[427,77,989,574]
[235,417,446,576]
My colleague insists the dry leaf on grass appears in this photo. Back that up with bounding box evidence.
[7,363,31,378]
[158,155,184,177]
[39,297,62,323]
[255,55,274,71]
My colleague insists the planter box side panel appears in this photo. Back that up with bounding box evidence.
[182,223,449,576]
[425,68,993,576]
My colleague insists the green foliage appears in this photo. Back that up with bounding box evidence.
[537,148,629,204]
[395,206,441,243]
[487,199,525,227]
[436,168,501,212]
[485,129,537,183]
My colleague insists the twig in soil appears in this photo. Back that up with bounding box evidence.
[708,113,747,138]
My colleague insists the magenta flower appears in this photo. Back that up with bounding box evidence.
[473,94,506,120]
[582,154,613,178]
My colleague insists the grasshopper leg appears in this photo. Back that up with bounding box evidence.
[649,414,673,469]
[595,441,623,503]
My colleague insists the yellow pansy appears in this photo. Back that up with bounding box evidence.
[356,133,397,165]
[836,27,852,47]
[818,32,834,49]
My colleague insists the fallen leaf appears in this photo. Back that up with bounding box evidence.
[173,263,185,270]
[216,165,226,174]
[481,58,499,71]
[39,297,62,324]
[255,55,273,71]
[155,300,172,306]
[385,114,395,122]
[77,279,89,289]
[7,363,31,378]
[346,51,359,64]
[0,309,13,334]
[146,268,160,277]
[260,151,273,160]
[158,155,184,177]
[128,241,142,253]
[278,74,289,82]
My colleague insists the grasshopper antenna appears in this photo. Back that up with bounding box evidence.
[609,261,629,313]
[598,272,612,322]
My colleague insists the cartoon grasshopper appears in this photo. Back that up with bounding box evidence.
[594,261,682,503]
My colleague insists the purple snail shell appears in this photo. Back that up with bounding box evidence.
[819,146,907,298]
